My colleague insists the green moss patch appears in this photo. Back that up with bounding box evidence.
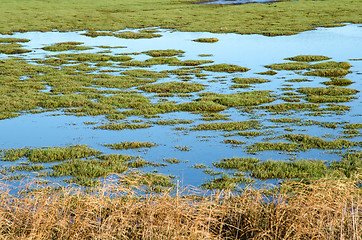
[322,78,354,86]
[303,69,351,77]
[114,31,162,39]
[256,70,277,75]
[311,61,352,70]
[0,43,31,54]
[95,123,151,130]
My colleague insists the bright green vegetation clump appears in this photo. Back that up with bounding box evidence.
[214,157,327,179]
[121,69,168,78]
[0,43,31,54]
[51,154,149,186]
[104,141,156,150]
[179,101,227,112]
[198,91,275,107]
[42,42,92,52]
[247,142,300,152]
[311,61,352,70]
[330,151,362,178]
[230,84,251,89]
[192,38,219,43]
[200,64,249,73]
[191,120,261,131]
[265,62,311,70]
[286,55,331,62]
[141,49,184,57]
[304,69,351,77]
[114,31,162,39]
[257,70,277,75]
[282,134,361,150]
[322,78,354,86]
[4,164,44,172]
[261,102,318,113]
[138,81,205,93]
[95,123,151,130]
[202,174,252,190]
[0,145,101,163]
[232,77,270,84]
[298,86,359,103]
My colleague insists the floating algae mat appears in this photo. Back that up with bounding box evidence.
[0,25,361,191]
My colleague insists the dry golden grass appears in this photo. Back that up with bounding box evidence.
[0,175,360,239]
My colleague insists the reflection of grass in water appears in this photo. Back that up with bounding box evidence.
[104,142,156,150]
[192,38,218,43]
[285,55,331,62]
[42,42,92,52]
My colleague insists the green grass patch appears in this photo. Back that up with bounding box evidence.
[232,77,270,84]
[104,141,156,150]
[192,38,219,43]
[141,49,184,57]
[139,81,205,93]
[42,42,92,52]
[322,78,354,86]
[191,120,261,131]
[114,31,162,39]
[200,64,249,73]
[266,62,311,70]
[285,55,331,62]
[0,43,31,54]
[303,69,351,77]
[95,123,151,130]
[311,61,352,70]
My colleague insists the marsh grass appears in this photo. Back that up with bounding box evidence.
[0,145,101,163]
[232,77,270,84]
[138,81,205,93]
[192,120,261,131]
[192,38,219,43]
[322,78,354,86]
[256,70,277,75]
[104,142,156,150]
[42,42,92,52]
[96,123,151,130]
[141,49,184,57]
[0,43,31,54]
[200,64,249,73]
[0,176,360,239]
[114,31,162,39]
[266,62,311,70]
[0,38,30,43]
[304,69,351,77]
[286,55,331,62]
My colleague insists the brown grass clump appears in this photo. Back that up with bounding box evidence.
[0,176,360,239]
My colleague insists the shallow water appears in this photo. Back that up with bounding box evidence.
[0,24,361,190]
